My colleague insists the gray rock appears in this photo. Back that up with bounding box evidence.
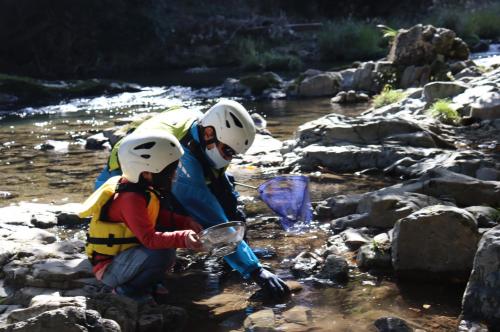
[423,81,468,104]
[470,91,500,120]
[314,254,348,282]
[356,192,446,228]
[374,316,413,332]
[455,67,482,79]
[7,295,86,323]
[357,244,392,270]
[291,252,321,278]
[392,205,479,277]
[138,313,163,332]
[388,24,468,66]
[298,72,341,97]
[465,206,499,228]
[400,65,431,89]
[85,133,109,150]
[0,306,120,332]
[461,226,500,329]
[340,228,369,249]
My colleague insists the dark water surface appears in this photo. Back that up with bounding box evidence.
[0,80,461,331]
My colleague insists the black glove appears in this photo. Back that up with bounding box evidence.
[251,268,291,300]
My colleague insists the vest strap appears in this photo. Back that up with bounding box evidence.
[86,233,139,247]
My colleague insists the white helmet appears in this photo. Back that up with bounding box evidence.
[200,100,256,154]
[118,130,183,183]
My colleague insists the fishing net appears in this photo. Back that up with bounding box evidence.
[257,175,313,231]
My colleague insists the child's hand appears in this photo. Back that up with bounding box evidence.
[185,230,203,251]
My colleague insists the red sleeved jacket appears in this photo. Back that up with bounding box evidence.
[107,191,194,249]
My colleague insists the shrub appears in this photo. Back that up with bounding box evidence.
[427,99,460,125]
[234,37,303,71]
[469,5,500,40]
[318,19,385,61]
[372,85,406,108]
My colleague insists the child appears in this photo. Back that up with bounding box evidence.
[79,130,203,303]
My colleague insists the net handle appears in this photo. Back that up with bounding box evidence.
[233,181,258,190]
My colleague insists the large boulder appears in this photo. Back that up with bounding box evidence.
[469,90,500,120]
[297,72,341,97]
[392,205,479,278]
[0,306,120,332]
[461,226,500,329]
[423,81,469,104]
[388,25,469,66]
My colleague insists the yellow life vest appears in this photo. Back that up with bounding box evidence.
[79,176,160,259]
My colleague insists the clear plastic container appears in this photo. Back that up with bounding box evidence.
[198,221,246,257]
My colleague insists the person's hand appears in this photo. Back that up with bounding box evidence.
[251,268,291,300]
[186,219,203,233]
[184,230,203,251]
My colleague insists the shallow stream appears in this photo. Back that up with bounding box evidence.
[0,79,464,331]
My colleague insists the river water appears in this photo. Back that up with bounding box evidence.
[0,78,464,331]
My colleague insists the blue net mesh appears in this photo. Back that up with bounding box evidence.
[257,175,313,230]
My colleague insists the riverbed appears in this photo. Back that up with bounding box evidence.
[0,78,467,331]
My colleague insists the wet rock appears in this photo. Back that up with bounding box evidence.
[35,140,70,153]
[285,281,303,293]
[314,254,348,282]
[357,243,392,271]
[282,306,312,326]
[221,78,251,97]
[461,225,500,329]
[392,205,479,278]
[85,133,110,150]
[0,306,120,332]
[239,72,282,95]
[243,309,276,332]
[374,316,413,332]
[291,251,322,278]
[0,192,16,200]
[30,212,57,229]
[331,90,369,104]
[423,81,469,104]
[298,72,341,97]
[194,293,248,319]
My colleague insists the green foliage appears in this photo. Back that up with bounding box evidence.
[372,85,406,108]
[318,20,385,61]
[469,5,500,40]
[427,99,461,125]
[377,24,398,42]
[427,3,500,46]
[492,208,500,223]
[234,37,302,71]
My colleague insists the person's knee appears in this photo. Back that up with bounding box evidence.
[142,248,176,268]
